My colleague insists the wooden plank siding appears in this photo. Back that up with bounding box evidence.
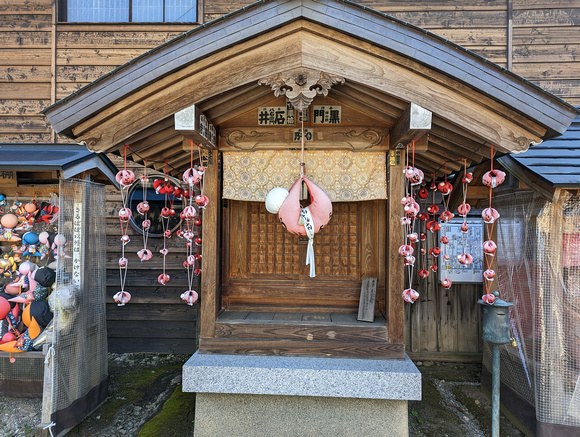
[0,0,577,356]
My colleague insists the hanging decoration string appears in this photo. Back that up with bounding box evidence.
[113,145,135,306]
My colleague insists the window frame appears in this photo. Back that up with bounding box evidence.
[58,0,201,24]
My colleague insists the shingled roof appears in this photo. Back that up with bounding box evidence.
[500,109,580,189]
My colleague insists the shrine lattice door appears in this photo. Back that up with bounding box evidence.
[222,200,386,314]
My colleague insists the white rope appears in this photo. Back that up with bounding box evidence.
[43,421,56,437]
[300,207,316,277]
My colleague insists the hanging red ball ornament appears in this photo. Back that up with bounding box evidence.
[402,288,419,303]
[158,273,170,285]
[483,240,497,255]
[438,181,453,195]
[136,202,150,214]
[195,195,209,208]
[194,237,202,246]
[121,235,130,245]
[181,290,199,306]
[137,249,152,261]
[427,205,440,214]
[113,291,132,306]
[429,247,441,257]
[142,219,151,230]
[441,278,453,289]
[418,269,429,278]
[482,293,496,304]
[482,170,506,188]
[430,264,438,272]
[418,188,429,200]
[440,236,449,245]
[483,269,496,281]
[439,210,454,222]
[118,257,128,268]
[183,205,197,220]
[426,220,441,233]
[194,268,202,276]
[460,222,469,233]
[164,229,172,238]
[462,173,473,184]
[116,170,135,187]
[161,207,171,218]
[457,202,471,217]
[119,207,132,222]
[457,253,473,265]
[398,244,414,257]
[194,218,202,227]
[482,207,500,224]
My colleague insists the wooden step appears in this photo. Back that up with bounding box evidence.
[215,311,389,343]
[199,337,405,360]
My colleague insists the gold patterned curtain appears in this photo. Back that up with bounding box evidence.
[222,151,387,202]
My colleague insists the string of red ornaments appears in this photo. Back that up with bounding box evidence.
[114,145,135,306]
[481,145,506,304]
[112,143,209,307]
[400,146,476,303]
[180,141,207,306]
[400,140,422,303]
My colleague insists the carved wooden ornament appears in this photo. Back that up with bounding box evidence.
[258,68,345,110]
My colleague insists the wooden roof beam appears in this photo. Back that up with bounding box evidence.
[428,134,487,161]
[116,116,174,148]
[132,135,184,162]
[389,103,432,149]
[128,127,177,153]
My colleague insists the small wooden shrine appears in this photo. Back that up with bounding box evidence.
[41,0,578,434]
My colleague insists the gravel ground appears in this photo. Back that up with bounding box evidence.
[1,355,526,437]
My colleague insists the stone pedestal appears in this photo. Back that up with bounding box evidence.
[183,352,421,437]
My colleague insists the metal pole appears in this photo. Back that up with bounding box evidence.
[492,343,500,437]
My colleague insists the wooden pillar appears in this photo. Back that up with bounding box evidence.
[387,150,405,345]
[200,149,220,340]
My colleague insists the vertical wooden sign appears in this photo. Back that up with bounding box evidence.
[358,276,377,322]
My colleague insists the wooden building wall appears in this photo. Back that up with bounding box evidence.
[1,0,579,356]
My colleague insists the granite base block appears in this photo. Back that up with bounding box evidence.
[194,392,409,437]
[183,352,421,400]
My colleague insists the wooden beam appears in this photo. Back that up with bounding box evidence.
[387,150,405,344]
[428,134,487,161]
[200,149,220,340]
[389,103,432,149]
[121,117,175,147]
[132,134,183,162]
[218,126,389,152]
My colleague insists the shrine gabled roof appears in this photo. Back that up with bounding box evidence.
[41,0,578,174]
[500,109,580,188]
